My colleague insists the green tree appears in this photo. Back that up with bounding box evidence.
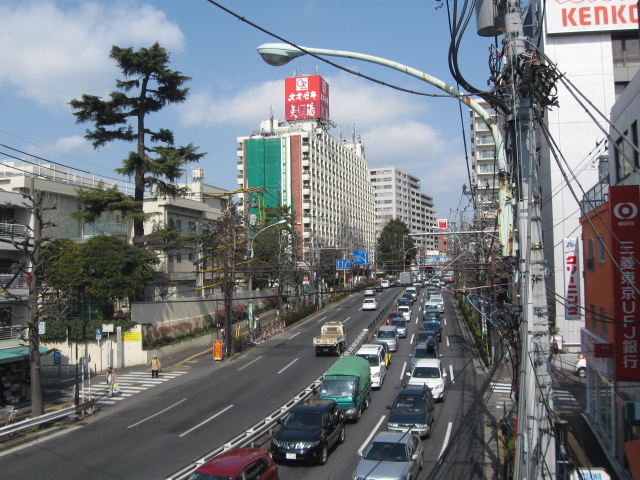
[69,43,205,241]
[377,219,415,274]
[43,235,159,303]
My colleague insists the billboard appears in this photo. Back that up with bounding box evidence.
[611,186,640,381]
[545,0,638,35]
[438,219,448,230]
[284,75,330,121]
[563,238,581,319]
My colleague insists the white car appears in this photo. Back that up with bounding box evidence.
[364,288,376,296]
[356,344,387,388]
[576,355,586,378]
[406,358,448,401]
[429,296,445,313]
[363,298,378,311]
[397,305,411,321]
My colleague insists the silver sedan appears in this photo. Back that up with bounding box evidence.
[353,431,424,480]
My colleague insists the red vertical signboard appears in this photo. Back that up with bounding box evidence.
[213,339,223,361]
[284,75,330,121]
[611,185,640,381]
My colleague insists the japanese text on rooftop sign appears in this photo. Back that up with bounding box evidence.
[284,75,330,122]
[611,186,640,381]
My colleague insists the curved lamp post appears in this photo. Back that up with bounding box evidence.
[257,43,514,257]
[248,218,287,292]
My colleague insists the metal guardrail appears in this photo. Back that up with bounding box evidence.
[165,288,401,480]
[0,405,76,439]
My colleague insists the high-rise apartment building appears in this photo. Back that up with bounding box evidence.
[368,167,437,252]
[236,118,375,264]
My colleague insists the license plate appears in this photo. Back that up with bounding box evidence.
[286,453,297,460]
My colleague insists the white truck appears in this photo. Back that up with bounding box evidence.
[313,321,346,356]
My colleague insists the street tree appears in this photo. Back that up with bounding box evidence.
[377,219,415,274]
[69,43,205,241]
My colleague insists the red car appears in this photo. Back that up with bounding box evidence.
[189,448,279,480]
[386,311,404,325]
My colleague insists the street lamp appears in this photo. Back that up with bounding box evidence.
[257,43,514,257]
[403,246,417,273]
[248,218,287,292]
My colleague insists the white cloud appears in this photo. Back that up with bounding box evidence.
[40,135,93,155]
[0,1,184,110]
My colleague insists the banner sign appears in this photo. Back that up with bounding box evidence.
[611,186,640,381]
[546,0,638,35]
[213,339,223,361]
[563,238,581,319]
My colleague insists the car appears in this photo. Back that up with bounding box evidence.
[411,337,440,367]
[406,358,448,401]
[385,311,404,325]
[362,298,378,311]
[356,344,388,388]
[270,401,345,465]
[424,300,440,312]
[443,274,454,283]
[429,296,445,313]
[423,309,442,324]
[400,293,414,305]
[364,288,376,296]
[405,287,418,300]
[375,325,399,352]
[380,279,390,288]
[396,305,411,321]
[430,278,442,287]
[425,286,438,298]
[353,431,424,480]
[396,298,412,310]
[371,340,391,366]
[386,386,436,438]
[374,284,383,292]
[420,320,442,342]
[390,318,408,338]
[576,355,586,378]
[188,448,279,480]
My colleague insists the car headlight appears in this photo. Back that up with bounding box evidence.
[354,476,365,480]
[434,384,443,390]
[345,408,356,415]
[414,423,428,429]
[372,372,380,378]
[297,440,321,449]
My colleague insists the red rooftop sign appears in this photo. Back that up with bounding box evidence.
[284,75,329,122]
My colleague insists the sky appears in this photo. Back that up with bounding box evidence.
[0,0,497,224]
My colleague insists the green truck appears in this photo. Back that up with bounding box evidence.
[313,355,372,422]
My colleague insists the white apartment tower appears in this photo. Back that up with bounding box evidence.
[368,167,437,251]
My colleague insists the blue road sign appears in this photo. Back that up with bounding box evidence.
[53,351,61,365]
[336,259,351,270]
[353,250,369,265]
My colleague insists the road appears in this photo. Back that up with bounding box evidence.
[0,285,489,479]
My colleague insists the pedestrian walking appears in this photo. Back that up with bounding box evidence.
[106,367,117,397]
[149,355,162,378]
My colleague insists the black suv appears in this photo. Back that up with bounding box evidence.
[386,386,436,438]
[271,401,345,465]
[420,320,442,342]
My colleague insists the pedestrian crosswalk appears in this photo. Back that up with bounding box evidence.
[72,370,188,406]
[554,389,581,412]
[491,382,512,394]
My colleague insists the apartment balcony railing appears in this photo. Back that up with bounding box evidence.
[0,325,23,342]
[0,223,27,237]
[581,182,609,215]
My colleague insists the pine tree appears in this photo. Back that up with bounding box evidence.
[69,43,205,241]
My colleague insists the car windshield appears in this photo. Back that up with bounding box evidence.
[393,395,428,412]
[283,411,323,430]
[319,380,355,398]
[388,313,403,320]
[357,353,380,366]
[391,320,406,328]
[377,330,395,338]
[365,299,375,303]
[416,332,431,342]
[188,474,233,480]
[363,441,409,462]
[414,348,436,359]
[423,322,440,331]
[413,366,441,379]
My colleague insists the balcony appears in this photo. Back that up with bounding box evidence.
[0,223,27,238]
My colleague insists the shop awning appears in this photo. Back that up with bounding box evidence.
[625,439,640,480]
[0,346,50,365]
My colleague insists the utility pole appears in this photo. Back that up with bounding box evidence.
[498,0,556,476]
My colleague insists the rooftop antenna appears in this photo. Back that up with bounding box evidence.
[270,106,274,132]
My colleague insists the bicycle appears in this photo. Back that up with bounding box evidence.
[4,405,16,438]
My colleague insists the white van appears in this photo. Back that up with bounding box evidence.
[405,286,418,300]
[380,279,390,288]
[355,344,387,388]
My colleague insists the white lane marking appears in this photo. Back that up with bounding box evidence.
[179,405,234,437]
[358,415,387,454]
[316,316,328,323]
[444,318,447,326]
[400,361,407,381]
[288,332,301,340]
[449,365,455,383]
[446,336,450,347]
[439,422,453,459]
[128,398,187,429]
[238,356,263,371]
[278,358,299,374]
[415,316,419,325]
[410,333,415,344]
[343,316,352,323]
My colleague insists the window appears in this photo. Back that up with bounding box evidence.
[587,237,595,271]
[612,35,640,68]
[598,234,605,263]
[615,134,632,181]
[600,307,608,338]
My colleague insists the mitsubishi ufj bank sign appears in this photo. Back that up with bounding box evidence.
[284,75,330,121]
[611,185,640,381]
[546,0,638,34]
